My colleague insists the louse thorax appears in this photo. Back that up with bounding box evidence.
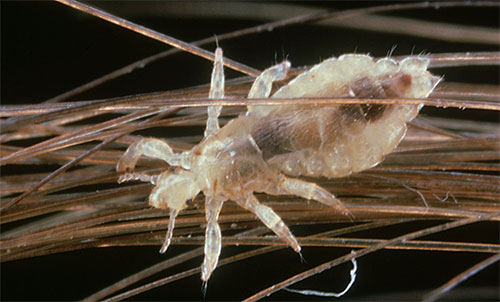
[191,116,280,199]
[248,55,441,178]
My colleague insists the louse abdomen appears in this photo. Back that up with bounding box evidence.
[251,71,414,159]
[248,55,440,179]
[251,103,415,178]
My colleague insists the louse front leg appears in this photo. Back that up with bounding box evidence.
[201,196,225,281]
[116,172,158,184]
[204,47,224,137]
[277,174,350,216]
[149,170,201,254]
[160,208,180,253]
[235,194,301,253]
[116,138,191,177]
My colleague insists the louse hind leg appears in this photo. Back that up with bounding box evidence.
[204,47,224,137]
[248,60,291,98]
[116,138,191,176]
[201,196,225,281]
[277,175,350,216]
[206,50,291,134]
[247,60,291,111]
[235,194,301,253]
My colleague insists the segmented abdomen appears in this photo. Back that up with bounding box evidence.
[250,54,441,178]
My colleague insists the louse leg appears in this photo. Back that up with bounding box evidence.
[116,138,191,173]
[277,175,350,216]
[117,172,158,184]
[148,170,200,253]
[247,60,291,112]
[159,208,180,253]
[248,60,291,98]
[204,47,224,137]
[201,196,225,281]
[235,194,301,253]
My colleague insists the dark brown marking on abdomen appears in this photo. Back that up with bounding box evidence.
[251,118,294,160]
[339,72,413,123]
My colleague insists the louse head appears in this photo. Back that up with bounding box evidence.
[148,169,201,211]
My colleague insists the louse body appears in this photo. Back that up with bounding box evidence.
[117,49,441,281]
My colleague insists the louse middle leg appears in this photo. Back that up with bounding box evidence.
[234,194,301,253]
[201,196,225,281]
[274,175,349,215]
